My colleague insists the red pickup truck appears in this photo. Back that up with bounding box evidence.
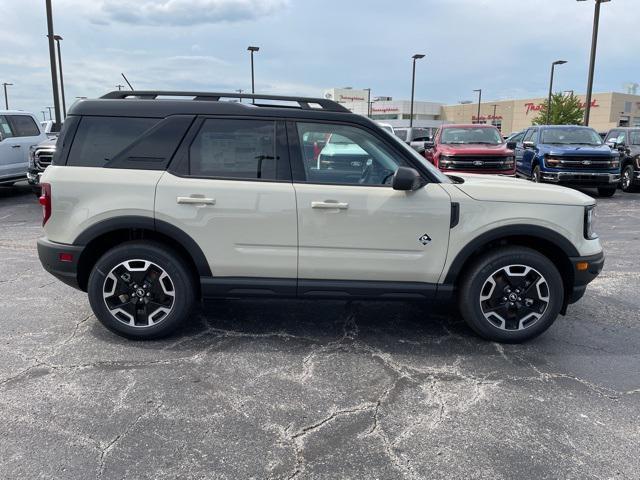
[424,124,516,175]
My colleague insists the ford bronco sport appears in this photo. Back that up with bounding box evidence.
[37,91,604,343]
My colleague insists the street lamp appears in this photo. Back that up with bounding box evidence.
[547,60,567,124]
[473,89,482,124]
[45,0,62,129]
[491,104,498,126]
[41,111,47,121]
[577,0,611,125]
[116,84,124,91]
[409,54,425,128]
[2,83,13,110]
[247,46,259,100]
[53,35,66,118]
[364,88,372,117]
[46,106,53,120]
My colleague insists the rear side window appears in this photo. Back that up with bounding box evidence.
[0,116,13,138]
[67,116,158,167]
[189,119,277,180]
[8,115,40,137]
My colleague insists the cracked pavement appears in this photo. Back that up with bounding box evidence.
[0,184,638,479]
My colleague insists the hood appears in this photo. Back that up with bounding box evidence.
[453,173,594,206]
[439,143,512,156]
[37,137,57,148]
[539,143,614,156]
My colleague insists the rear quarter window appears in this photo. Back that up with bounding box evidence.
[67,116,159,167]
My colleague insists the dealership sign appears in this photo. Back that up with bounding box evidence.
[524,99,599,115]
[339,95,366,102]
[472,114,503,121]
[372,107,399,113]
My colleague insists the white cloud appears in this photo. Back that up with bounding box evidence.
[98,0,290,26]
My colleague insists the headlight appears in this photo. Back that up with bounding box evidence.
[29,147,36,168]
[584,205,598,240]
[545,155,560,167]
[609,159,620,168]
[503,156,514,166]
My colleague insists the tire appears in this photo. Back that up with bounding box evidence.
[87,241,195,339]
[621,164,639,193]
[531,165,541,183]
[458,246,564,343]
[597,186,616,197]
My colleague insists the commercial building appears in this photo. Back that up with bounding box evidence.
[323,87,640,137]
[441,92,640,135]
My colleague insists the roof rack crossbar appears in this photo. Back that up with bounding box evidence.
[100,90,350,113]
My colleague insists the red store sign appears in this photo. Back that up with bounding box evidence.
[472,114,503,121]
[524,99,599,115]
[372,107,399,113]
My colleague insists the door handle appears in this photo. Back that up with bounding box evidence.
[311,201,349,210]
[177,196,216,205]
[11,145,20,149]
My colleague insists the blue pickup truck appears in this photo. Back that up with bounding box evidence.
[514,125,621,197]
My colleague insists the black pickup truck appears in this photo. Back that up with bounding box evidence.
[604,128,640,193]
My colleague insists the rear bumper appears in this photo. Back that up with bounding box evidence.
[567,251,604,304]
[541,171,620,186]
[37,237,84,290]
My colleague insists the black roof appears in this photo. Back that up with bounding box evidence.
[68,90,372,125]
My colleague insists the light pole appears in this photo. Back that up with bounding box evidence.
[2,83,12,109]
[41,111,47,121]
[247,46,259,101]
[45,0,62,129]
[364,88,371,118]
[236,88,244,103]
[409,54,425,128]
[46,106,53,120]
[578,0,610,125]
[491,104,498,126]
[53,35,66,118]
[116,84,124,91]
[473,89,482,124]
[547,60,567,124]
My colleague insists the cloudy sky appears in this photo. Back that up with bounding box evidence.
[0,0,638,118]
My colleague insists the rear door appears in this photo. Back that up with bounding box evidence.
[156,118,298,291]
[0,115,22,180]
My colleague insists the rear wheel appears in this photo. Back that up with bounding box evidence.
[597,186,616,197]
[458,246,563,343]
[621,164,638,193]
[87,241,195,339]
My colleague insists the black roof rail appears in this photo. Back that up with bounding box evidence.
[99,90,350,113]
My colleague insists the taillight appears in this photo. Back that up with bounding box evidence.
[39,183,52,226]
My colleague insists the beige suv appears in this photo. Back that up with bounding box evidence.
[37,91,604,342]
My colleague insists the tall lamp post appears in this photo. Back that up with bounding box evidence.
[473,89,482,124]
[45,0,62,129]
[2,83,13,109]
[577,0,610,126]
[41,111,47,121]
[547,60,567,124]
[364,88,372,118]
[46,106,53,120]
[247,46,259,100]
[491,104,498,126]
[53,35,66,118]
[409,54,425,128]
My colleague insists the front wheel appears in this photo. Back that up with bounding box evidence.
[87,241,195,339]
[458,246,563,343]
[597,186,616,197]
[621,164,638,193]
[531,165,541,183]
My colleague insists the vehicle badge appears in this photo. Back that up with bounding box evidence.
[419,234,432,245]
[473,160,484,166]
[581,160,591,165]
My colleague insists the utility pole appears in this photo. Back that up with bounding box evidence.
[2,83,12,110]
[45,0,62,129]
[364,88,371,118]
[473,89,482,124]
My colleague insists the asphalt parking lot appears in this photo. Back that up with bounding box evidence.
[0,183,638,480]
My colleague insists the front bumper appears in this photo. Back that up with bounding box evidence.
[541,171,620,186]
[37,237,84,290]
[567,251,605,304]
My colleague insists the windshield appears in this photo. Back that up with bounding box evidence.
[541,127,603,145]
[382,130,452,183]
[441,127,502,145]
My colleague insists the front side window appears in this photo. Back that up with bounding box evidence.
[67,116,159,167]
[441,127,502,145]
[510,131,525,143]
[8,115,40,137]
[523,128,536,143]
[541,127,603,145]
[0,116,13,138]
[189,119,277,180]
[606,130,625,145]
[297,122,408,186]
[629,131,640,145]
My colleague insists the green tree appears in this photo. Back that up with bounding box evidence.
[532,93,584,125]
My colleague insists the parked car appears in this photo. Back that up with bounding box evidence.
[603,127,640,193]
[40,120,58,139]
[424,124,516,175]
[28,137,57,189]
[0,111,48,185]
[514,125,620,197]
[394,127,433,154]
[376,122,395,135]
[38,90,603,343]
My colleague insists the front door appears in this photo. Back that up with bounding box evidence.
[290,121,452,290]
[156,118,298,290]
[0,115,23,180]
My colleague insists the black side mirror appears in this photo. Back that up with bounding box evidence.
[506,141,517,150]
[392,167,424,191]
[522,140,535,149]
